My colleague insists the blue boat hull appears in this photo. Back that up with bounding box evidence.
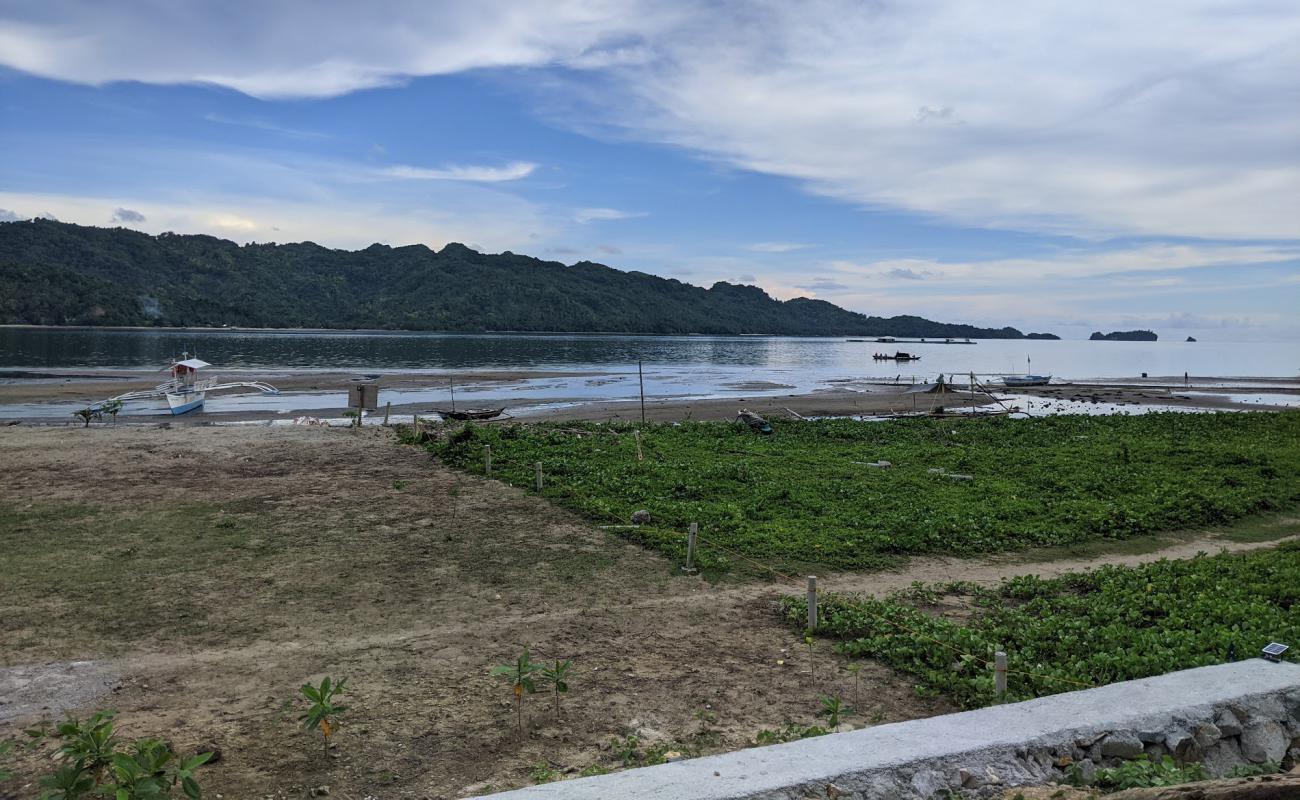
[167,393,204,415]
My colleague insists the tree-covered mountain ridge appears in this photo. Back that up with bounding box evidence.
[0,220,1056,338]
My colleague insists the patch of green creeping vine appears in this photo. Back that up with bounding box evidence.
[428,412,1300,573]
[783,542,1300,708]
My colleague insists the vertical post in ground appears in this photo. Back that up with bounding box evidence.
[684,522,698,573]
[994,651,1008,697]
[383,401,391,426]
[484,445,492,475]
[970,372,976,407]
[638,360,646,425]
[535,461,543,491]
[634,429,644,461]
[807,575,818,631]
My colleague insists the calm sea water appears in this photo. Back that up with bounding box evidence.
[1,327,1297,381]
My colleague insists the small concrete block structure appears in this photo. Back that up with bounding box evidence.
[473,661,1300,800]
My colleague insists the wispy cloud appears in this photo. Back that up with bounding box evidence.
[747,241,810,253]
[202,112,330,139]
[573,207,647,224]
[379,161,538,183]
[830,245,1300,285]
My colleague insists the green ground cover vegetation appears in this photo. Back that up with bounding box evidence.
[783,542,1300,708]
[430,412,1300,573]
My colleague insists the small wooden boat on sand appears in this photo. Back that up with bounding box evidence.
[1000,375,1052,387]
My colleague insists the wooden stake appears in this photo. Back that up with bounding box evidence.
[807,576,818,631]
[634,430,644,461]
[638,360,646,424]
[449,377,456,414]
[683,522,698,573]
[535,461,543,491]
[383,401,391,426]
[484,445,492,475]
[994,651,1008,697]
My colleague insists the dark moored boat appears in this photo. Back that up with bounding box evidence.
[435,407,505,420]
[872,351,921,362]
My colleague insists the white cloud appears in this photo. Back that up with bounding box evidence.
[573,207,647,223]
[0,2,680,98]
[746,242,810,253]
[0,190,551,254]
[2,2,1298,242]
[829,244,1300,285]
[378,161,538,182]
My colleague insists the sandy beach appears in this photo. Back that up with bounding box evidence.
[1,368,1298,426]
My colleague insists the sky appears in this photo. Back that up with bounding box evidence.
[1,1,1297,340]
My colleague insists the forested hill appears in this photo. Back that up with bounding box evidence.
[0,220,1052,338]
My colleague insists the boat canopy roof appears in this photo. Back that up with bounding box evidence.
[175,358,211,370]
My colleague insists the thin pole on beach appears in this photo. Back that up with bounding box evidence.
[449,377,456,414]
[638,360,646,424]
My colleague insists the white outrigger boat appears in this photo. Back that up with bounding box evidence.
[99,353,280,415]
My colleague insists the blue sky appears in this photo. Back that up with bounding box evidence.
[1,1,1298,340]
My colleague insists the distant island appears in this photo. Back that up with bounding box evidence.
[1089,329,1158,342]
[1186,336,1197,342]
[0,220,1057,339]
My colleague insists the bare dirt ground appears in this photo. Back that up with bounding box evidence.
[0,427,1295,799]
[0,425,951,799]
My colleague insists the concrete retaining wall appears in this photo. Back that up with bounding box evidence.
[475,660,1300,800]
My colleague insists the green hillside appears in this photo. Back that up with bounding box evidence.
[0,220,1053,338]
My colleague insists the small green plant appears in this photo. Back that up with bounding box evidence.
[529,761,559,784]
[818,695,852,731]
[101,399,123,425]
[26,711,211,799]
[72,407,100,428]
[299,676,349,756]
[1224,761,1281,778]
[0,740,12,781]
[751,723,829,746]
[492,647,541,734]
[578,764,610,777]
[538,659,573,719]
[392,479,408,491]
[1066,756,1207,790]
[609,734,641,767]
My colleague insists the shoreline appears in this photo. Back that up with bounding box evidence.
[1,368,1298,425]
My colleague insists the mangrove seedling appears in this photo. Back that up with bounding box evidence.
[73,407,99,428]
[101,399,123,425]
[25,711,211,799]
[819,695,853,731]
[491,647,541,734]
[538,658,573,719]
[299,676,349,756]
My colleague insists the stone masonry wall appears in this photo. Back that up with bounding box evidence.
[474,661,1300,800]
